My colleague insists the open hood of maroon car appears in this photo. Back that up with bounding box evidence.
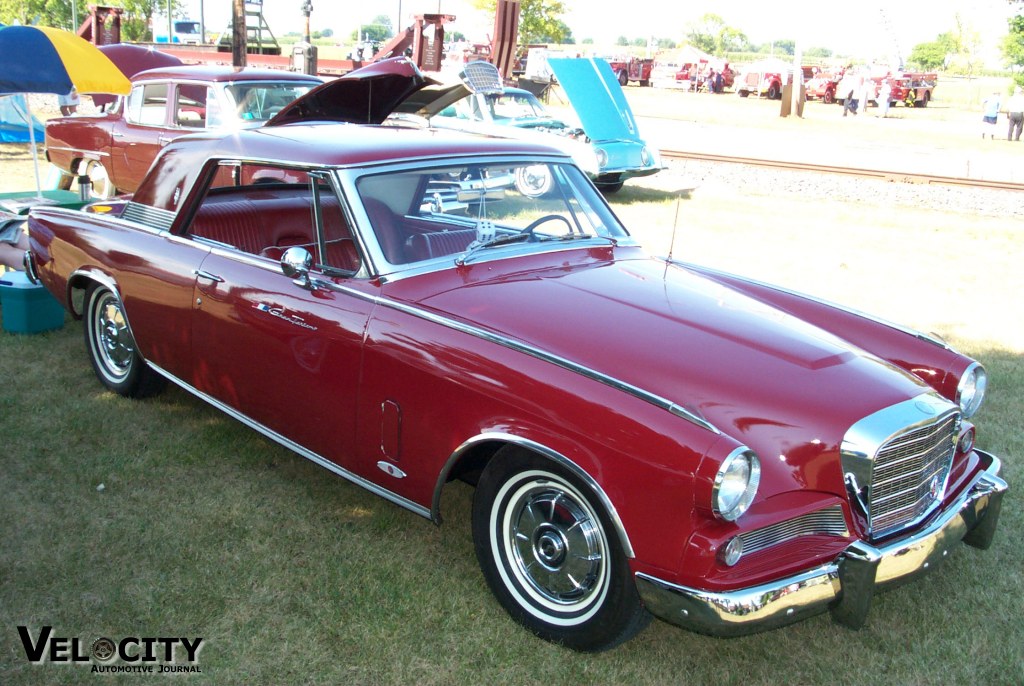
[267,57,440,127]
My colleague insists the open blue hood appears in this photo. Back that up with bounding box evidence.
[547,58,642,143]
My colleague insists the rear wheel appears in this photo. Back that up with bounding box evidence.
[472,448,650,651]
[78,159,116,199]
[766,84,780,99]
[83,283,165,398]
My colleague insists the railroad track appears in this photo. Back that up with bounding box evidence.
[660,150,1024,193]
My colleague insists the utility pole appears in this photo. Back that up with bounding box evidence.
[302,0,313,43]
[232,0,247,67]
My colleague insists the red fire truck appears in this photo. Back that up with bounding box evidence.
[605,57,655,86]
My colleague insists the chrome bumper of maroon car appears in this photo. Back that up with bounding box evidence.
[635,450,1007,637]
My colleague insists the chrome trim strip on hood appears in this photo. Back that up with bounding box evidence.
[310,277,722,435]
[672,260,952,350]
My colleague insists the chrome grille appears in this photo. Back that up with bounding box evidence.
[738,505,848,555]
[868,413,958,536]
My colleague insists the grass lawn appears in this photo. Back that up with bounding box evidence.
[2,115,1022,685]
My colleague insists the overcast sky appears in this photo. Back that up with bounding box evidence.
[181,0,1014,63]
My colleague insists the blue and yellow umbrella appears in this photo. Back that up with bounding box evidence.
[0,25,130,197]
[0,25,130,96]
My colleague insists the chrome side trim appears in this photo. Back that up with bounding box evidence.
[635,450,1007,637]
[431,432,635,558]
[145,363,431,520]
[296,276,721,436]
[674,260,953,351]
[46,147,112,160]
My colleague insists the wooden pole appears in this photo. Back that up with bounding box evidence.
[232,0,247,67]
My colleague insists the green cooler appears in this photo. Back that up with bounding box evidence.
[0,270,66,334]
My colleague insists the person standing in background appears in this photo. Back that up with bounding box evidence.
[1005,86,1024,141]
[981,91,1001,139]
[839,71,858,116]
[58,87,79,116]
[877,78,892,118]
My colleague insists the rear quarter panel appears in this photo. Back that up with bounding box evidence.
[44,115,116,173]
[28,207,205,380]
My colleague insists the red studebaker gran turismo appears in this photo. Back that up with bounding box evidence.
[25,58,1007,651]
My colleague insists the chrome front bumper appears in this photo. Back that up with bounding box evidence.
[636,450,1008,637]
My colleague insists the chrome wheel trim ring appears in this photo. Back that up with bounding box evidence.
[491,469,610,625]
[91,292,134,382]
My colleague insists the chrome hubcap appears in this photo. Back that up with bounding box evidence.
[94,295,133,378]
[508,485,604,604]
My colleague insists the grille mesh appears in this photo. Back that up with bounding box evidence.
[868,414,958,535]
[738,505,848,555]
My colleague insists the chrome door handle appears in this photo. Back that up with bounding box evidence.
[193,269,224,283]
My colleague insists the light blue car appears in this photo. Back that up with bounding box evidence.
[404,59,663,194]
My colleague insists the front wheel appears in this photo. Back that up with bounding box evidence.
[472,449,650,651]
[83,283,165,398]
[595,180,624,194]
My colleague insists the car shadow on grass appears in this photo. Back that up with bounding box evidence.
[606,185,692,205]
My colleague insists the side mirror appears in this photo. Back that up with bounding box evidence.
[280,246,315,289]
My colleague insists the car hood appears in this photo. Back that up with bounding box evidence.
[408,254,928,494]
[547,58,644,143]
[267,57,439,127]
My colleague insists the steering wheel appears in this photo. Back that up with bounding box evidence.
[521,214,574,239]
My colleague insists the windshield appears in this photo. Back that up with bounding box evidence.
[355,160,628,267]
[227,82,318,122]
[488,92,549,121]
[438,91,557,125]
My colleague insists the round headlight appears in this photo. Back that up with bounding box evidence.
[640,146,651,166]
[712,449,761,521]
[957,362,987,419]
[595,148,608,169]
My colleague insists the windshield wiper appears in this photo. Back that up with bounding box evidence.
[455,232,531,266]
[542,233,619,246]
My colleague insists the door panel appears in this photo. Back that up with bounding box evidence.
[190,254,376,466]
[111,83,174,193]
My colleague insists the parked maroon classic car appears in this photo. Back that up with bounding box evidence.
[25,58,1007,651]
[44,65,321,199]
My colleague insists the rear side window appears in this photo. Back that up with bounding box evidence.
[188,163,361,274]
[125,83,169,126]
[174,85,212,128]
